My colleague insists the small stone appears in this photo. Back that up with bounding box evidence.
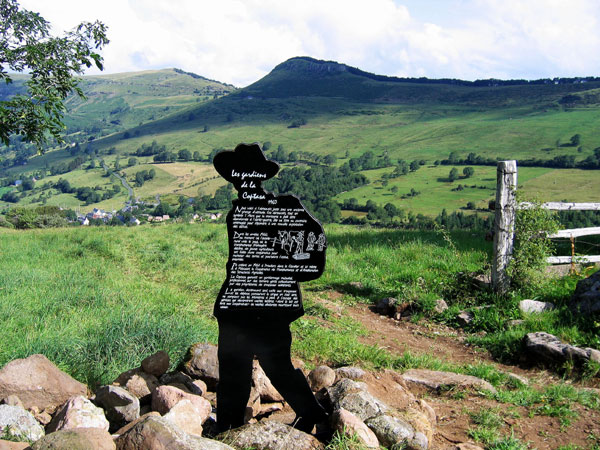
[457,311,474,326]
[46,395,109,432]
[586,348,600,363]
[151,385,211,422]
[115,415,235,450]
[141,351,170,377]
[507,319,525,327]
[183,343,219,390]
[0,404,45,443]
[338,390,388,422]
[335,367,366,382]
[519,299,554,314]
[402,369,497,394]
[31,428,115,450]
[0,354,88,412]
[434,299,448,314]
[252,360,283,403]
[365,414,414,448]
[349,281,364,290]
[220,420,324,450]
[113,411,160,437]
[0,440,30,449]
[454,444,485,450]
[408,431,429,450]
[416,399,436,426]
[506,372,529,386]
[0,395,23,408]
[94,385,140,428]
[163,399,204,437]
[332,408,379,448]
[308,366,336,392]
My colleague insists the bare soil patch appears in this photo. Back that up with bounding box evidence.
[316,293,600,449]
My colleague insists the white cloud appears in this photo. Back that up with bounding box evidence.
[18,0,600,86]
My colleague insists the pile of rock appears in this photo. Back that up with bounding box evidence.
[0,347,491,449]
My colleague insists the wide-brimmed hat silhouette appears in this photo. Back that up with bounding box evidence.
[213,143,279,184]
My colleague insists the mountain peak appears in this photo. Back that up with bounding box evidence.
[273,57,349,76]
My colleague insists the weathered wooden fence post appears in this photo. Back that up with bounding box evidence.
[491,160,517,294]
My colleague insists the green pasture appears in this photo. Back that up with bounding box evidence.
[0,223,490,386]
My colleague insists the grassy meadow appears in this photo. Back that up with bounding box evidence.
[2,222,598,390]
[1,223,489,387]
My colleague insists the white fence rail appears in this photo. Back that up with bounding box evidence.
[491,160,600,293]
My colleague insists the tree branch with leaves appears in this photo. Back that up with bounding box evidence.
[0,0,108,151]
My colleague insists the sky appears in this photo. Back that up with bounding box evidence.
[20,0,600,87]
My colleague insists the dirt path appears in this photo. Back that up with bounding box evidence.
[316,293,600,450]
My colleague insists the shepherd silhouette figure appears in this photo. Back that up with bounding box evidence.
[213,143,327,433]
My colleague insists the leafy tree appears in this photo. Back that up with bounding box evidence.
[128,157,137,167]
[178,149,192,161]
[0,0,109,150]
[409,160,420,171]
[463,166,475,178]
[448,167,459,182]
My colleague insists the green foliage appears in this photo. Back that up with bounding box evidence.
[325,430,371,450]
[0,0,108,150]
[507,194,559,291]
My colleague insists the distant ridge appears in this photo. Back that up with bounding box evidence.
[272,56,599,87]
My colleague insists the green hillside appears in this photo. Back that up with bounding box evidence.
[2,57,599,219]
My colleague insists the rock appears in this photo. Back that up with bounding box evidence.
[115,415,235,450]
[46,395,109,433]
[331,408,379,448]
[570,269,600,315]
[337,390,388,422]
[348,281,364,290]
[0,354,87,412]
[94,385,140,428]
[141,351,170,377]
[434,299,448,314]
[327,379,368,403]
[31,428,115,450]
[376,297,397,316]
[416,399,436,427]
[507,319,525,327]
[190,380,208,397]
[506,372,529,386]
[221,420,324,450]
[396,407,433,445]
[308,366,336,392]
[183,343,219,390]
[365,414,414,448]
[252,360,283,403]
[163,399,204,437]
[159,372,205,396]
[258,402,283,416]
[0,440,30,449]
[524,332,595,365]
[0,404,45,442]
[151,385,211,422]
[519,299,554,314]
[402,369,497,394]
[113,411,160,437]
[453,444,485,450]
[335,367,366,382]
[0,395,23,409]
[409,431,429,450]
[27,406,52,426]
[456,311,474,326]
[587,348,600,363]
[113,368,159,402]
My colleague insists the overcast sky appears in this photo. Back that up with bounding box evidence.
[20,0,600,87]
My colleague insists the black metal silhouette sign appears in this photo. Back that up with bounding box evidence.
[213,143,327,433]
